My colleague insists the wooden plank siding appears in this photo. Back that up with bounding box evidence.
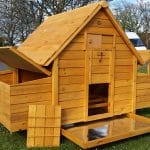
[0,81,11,130]
[0,77,52,132]
[10,77,52,131]
[114,44,134,115]
[58,34,85,124]
[86,10,134,115]
[136,75,150,109]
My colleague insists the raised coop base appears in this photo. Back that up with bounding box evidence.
[62,114,150,149]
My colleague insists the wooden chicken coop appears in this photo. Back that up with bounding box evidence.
[0,1,149,149]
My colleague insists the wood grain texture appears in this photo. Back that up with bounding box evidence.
[136,75,150,109]
[27,105,61,148]
[18,3,104,66]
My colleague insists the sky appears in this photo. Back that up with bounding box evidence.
[109,0,149,10]
[110,0,149,5]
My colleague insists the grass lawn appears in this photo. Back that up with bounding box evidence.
[0,108,150,150]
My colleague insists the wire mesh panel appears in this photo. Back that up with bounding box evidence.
[27,105,61,148]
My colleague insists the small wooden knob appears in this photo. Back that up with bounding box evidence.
[101,1,108,8]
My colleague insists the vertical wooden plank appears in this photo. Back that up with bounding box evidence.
[12,69,19,84]
[108,34,115,114]
[52,58,58,105]
[84,32,89,121]
[147,63,150,75]
[132,56,137,113]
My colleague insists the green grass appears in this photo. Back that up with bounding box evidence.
[0,108,150,150]
[138,64,148,73]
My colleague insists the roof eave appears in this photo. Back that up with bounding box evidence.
[0,47,51,76]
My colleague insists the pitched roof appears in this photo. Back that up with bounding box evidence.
[17,1,144,66]
[17,1,107,66]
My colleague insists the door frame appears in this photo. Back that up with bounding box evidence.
[84,31,116,122]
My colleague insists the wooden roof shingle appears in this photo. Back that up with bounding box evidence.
[17,1,144,66]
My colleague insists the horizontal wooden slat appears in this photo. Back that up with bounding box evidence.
[95,11,108,19]
[0,72,13,85]
[137,95,150,102]
[91,65,109,74]
[11,84,52,96]
[11,112,28,122]
[91,74,110,83]
[137,89,150,96]
[59,91,84,102]
[88,18,113,28]
[72,35,84,43]
[102,35,113,44]
[115,66,133,73]
[114,93,132,101]
[86,27,119,35]
[116,44,129,51]
[137,83,150,90]
[92,58,110,66]
[116,36,124,44]
[89,103,108,109]
[114,105,132,115]
[59,76,84,85]
[114,100,132,114]
[59,60,85,68]
[92,51,111,59]
[59,68,84,77]
[59,84,84,94]
[101,44,113,50]
[115,86,132,95]
[115,73,132,80]
[12,77,52,86]
[65,43,85,50]
[136,101,150,109]
[59,50,85,60]
[115,59,133,66]
[137,75,150,83]
[11,101,50,114]
[115,80,132,87]
[116,51,132,59]
[11,92,52,104]
[59,99,84,109]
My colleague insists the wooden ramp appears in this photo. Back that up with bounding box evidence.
[62,114,150,149]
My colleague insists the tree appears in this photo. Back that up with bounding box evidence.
[0,0,114,45]
[113,0,142,32]
[0,0,19,45]
[0,0,38,45]
[113,0,150,48]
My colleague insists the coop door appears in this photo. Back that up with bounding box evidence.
[86,34,114,120]
[87,34,113,84]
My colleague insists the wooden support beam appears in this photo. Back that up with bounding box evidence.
[132,56,137,113]
[109,34,116,114]
[52,58,58,105]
